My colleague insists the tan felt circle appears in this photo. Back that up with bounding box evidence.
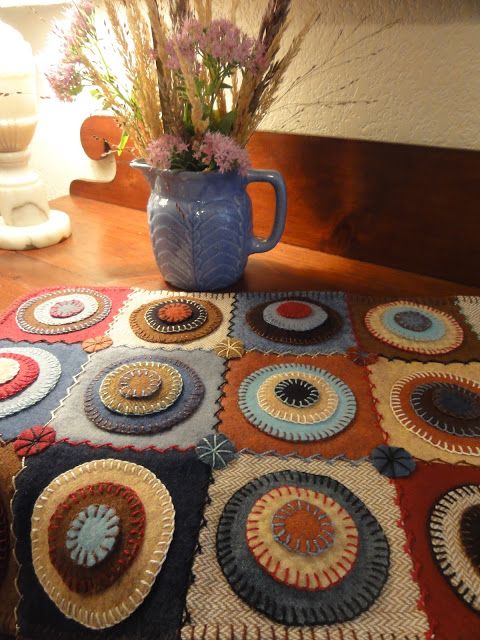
[257,371,339,424]
[129,297,223,344]
[365,302,464,355]
[0,358,20,384]
[31,459,175,630]
[99,362,183,415]
[246,486,358,590]
[18,289,111,335]
[390,371,480,456]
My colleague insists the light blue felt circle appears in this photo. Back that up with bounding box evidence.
[381,306,446,342]
[238,363,356,442]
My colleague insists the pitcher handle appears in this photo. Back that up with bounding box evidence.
[246,169,287,254]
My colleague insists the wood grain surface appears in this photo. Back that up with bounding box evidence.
[71,116,480,287]
[0,195,478,311]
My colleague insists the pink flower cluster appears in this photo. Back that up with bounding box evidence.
[147,132,251,176]
[44,0,95,101]
[45,63,82,102]
[146,135,188,170]
[195,132,251,175]
[166,18,265,73]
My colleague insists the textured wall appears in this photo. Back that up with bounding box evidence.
[1,0,479,199]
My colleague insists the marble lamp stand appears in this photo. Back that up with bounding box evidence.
[0,20,71,250]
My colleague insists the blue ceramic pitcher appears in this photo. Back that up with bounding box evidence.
[132,162,287,291]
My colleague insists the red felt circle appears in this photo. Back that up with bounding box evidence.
[50,298,85,319]
[14,425,56,457]
[276,301,312,319]
[0,353,40,401]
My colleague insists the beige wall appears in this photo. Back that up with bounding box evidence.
[1,1,479,199]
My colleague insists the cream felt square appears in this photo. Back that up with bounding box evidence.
[456,296,480,340]
[182,454,429,640]
[106,289,235,351]
[368,357,480,464]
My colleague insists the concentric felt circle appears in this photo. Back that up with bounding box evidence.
[99,361,183,416]
[257,370,339,424]
[16,288,112,335]
[263,300,329,332]
[48,482,145,594]
[84,356,204,435]
[391,372,480,456]
[32,459,175,630]
[247,298,342,345]
[33,294,98,327]
[0,357,19,384]
[246,485,358,590]
[239,364,356,441]
[410,383,480,437]
[217,470,389,626]
[129,297,222,344]
[0,353,40,401]
[364,301,464,354]
[429,484,480,614]
[50,298,85,319]
[145,299,207,333]
[460,504,480,573]
[0,347,60,418]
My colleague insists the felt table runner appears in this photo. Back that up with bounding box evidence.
[0,287,479,639]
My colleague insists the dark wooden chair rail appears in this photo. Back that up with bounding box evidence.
[72,116,480,287]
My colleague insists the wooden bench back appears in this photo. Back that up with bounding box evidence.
[71,115,480,287]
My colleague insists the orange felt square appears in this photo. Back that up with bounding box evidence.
[219,352,384,458]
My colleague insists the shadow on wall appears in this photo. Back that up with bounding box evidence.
[301,0,480,24]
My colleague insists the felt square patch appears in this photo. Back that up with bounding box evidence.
[13,442,210,639]
[51,346,225,449]
[0,340,88,441]
[0,287,131,344]
[183,454,429,639]
[456,296,480,341]
[107,289,234,351]
[369,358,480,464]
[232,292,357,355]
[219,352,384,458]
[0,443,21,636]
[395,461,480,640]
[349,296,480,363]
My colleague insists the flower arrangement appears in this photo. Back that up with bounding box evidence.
[45,0,319,175]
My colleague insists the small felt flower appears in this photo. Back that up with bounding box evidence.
[213,337,245,359]
[82,336,113,353]
[65,504,120,567]
[14,425,56,457]
[195,433,237,470]
[346,347,378,366]
[370,444,416,478]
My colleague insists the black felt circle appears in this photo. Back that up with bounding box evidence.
[246,298,342,345]
[274,378,320,408]
[431,386,480,420]
[393,310,432,332]
[144,300,207,334]
[460,504,480,572]
[410,383,480,437]
[216,470,389,626]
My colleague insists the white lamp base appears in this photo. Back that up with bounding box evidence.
[0,209,71,250]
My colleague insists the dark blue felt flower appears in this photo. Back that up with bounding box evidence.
[370,445,416,478]
[195,433,237,470]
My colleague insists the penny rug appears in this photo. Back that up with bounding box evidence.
[0,287,479,639]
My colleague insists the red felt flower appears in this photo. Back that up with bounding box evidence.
[14,425,56,457]
[346,347,378,366]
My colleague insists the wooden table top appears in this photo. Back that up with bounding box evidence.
[0,195,479,310]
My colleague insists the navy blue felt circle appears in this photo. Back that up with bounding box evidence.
[84,356,204,434]
[216,470,389,626]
